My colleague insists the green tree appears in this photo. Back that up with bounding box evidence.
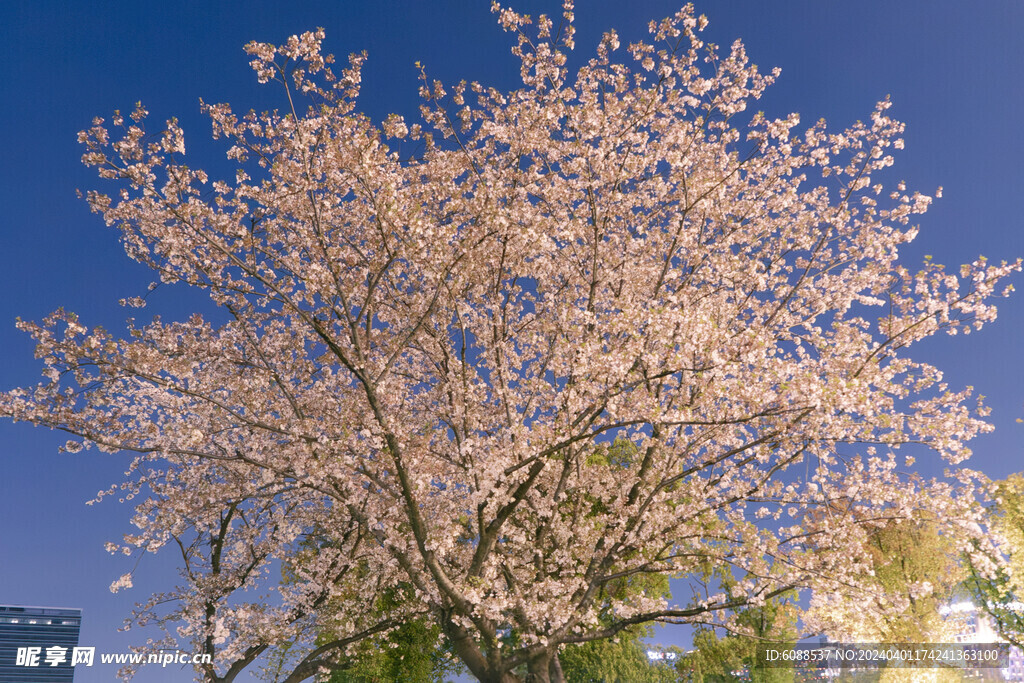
[861,519,964,683]
[965,474,1024,649]
[678,629,745,683]
[866,516,964,642]
[279,540,459,683]
[558,631,678,683]
[678,607,797,682]
[804,508,964,644]
[804,512,967,683]
[677,571,797,683]
[556,476,679,683]
[325,616,456,683]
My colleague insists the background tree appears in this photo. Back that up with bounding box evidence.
[677,569,797,683]
[323,612,456,683]
[965,473,1024,649]
[281,534,461,683]
[864,518,968,683]
[1,3,1019,682]
[804,511,967,683]
[557,534,678,683]
[806,508,965,643]
[866,516,965,643]
[557,632,678,683]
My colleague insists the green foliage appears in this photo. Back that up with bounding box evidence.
[312,579,461,683]
[964,474,1024,649]
[559,632,680,683]
[802,505,966,643]
[677,607,797,683]
[677,572,797,683]
[863,515,964,642]
[559,548,679,683]
[326,616,456,683]
[677,629,746,682]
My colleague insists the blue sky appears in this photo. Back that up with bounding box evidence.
[1,1,1023,681]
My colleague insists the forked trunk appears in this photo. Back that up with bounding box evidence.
[524,650,564,683]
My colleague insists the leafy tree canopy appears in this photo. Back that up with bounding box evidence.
[965,474,1024,649]
[678,567,797,683]
[807,509,965,643]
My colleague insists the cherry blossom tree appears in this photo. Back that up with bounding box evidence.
[2,3,1019,682]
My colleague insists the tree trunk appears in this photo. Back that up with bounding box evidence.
[524,649,563,683]
[525,656,550,683]
[548,651,564,683]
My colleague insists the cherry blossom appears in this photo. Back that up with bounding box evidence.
[1,5,1019,682]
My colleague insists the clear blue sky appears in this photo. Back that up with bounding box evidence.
[2,2,1023,681]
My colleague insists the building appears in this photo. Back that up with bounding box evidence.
[0,605,82,682]
[943,600,1024,681]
